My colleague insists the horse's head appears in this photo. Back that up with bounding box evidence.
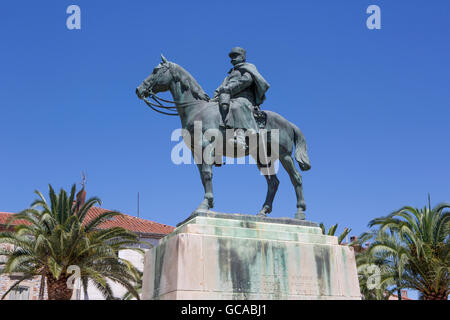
[136,54,173,99]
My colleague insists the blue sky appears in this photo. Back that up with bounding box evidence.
[1,0,449,243]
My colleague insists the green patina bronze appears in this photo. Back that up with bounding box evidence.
[136,48,311,220]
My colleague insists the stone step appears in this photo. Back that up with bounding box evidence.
[176,211,319,228]
[174,221,337,245]
[179,216,323,235]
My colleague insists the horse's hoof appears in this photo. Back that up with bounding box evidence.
[256,212,267,217]
[257,205,271,217]
[194,208,209,214]
[194,200,210,214]
[295,210,306,220]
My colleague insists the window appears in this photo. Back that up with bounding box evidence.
[9,286,30,300]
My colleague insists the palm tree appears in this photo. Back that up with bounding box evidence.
[366,201,449,300]
[356,230,410,300]
[0,184,144,300]
[319,223,352,245]
[122,270,143,300]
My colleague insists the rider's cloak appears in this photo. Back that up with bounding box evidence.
[232,62,270,106]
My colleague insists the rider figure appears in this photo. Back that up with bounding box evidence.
[213,47,270,150]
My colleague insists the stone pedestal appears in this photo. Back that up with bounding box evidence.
[142,212,361,300]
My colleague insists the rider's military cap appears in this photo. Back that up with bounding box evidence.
[229,47,246,57]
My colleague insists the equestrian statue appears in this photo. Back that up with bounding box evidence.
[135,48,311,220]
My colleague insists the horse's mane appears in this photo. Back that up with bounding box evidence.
[170,62,209,101]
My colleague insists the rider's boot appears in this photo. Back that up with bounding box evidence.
[219,93,230,129]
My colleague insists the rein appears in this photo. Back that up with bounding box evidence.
[142,92,206,116]
[143,96,178,116]
[142,93,206,116]
[142,93,179,116]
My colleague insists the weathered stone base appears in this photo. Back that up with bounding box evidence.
[142,212,361,300]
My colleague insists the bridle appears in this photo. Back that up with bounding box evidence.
[140,62,203,116]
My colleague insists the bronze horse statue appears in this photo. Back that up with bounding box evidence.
[136,55,311,219]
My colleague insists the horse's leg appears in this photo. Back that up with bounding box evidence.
[256,162,280,217]
[279,152,306,220]
[194,162,214,213]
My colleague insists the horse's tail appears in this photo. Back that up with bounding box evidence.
[293,124,311,171]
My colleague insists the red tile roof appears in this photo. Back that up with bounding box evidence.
[84,206,174,235]
[0,208,174,236]
[0,212,29,226]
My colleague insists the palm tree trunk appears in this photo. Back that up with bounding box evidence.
[46,275,73,300]
[395,257,402,301]
[38,275,45,300]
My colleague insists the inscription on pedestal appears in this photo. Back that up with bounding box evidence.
[289,275,319,295]
[217,274,320,295]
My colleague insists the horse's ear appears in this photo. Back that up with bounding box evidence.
[161,54,168,64]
